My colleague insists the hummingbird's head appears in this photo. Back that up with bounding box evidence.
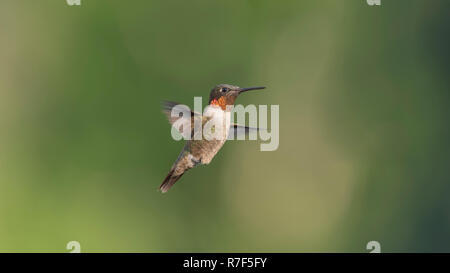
[208,84,266,110]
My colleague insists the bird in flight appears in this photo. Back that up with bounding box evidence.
[160,84,266,193]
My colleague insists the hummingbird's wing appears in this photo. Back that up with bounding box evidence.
[228,124,264,140]
[161,101,207,135]
[161,100,201,123]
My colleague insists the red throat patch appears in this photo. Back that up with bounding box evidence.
[210,96,227,110]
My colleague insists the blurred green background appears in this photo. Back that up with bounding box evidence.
[0,0,449,252]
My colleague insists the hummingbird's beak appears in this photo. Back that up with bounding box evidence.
[238,86,266,94]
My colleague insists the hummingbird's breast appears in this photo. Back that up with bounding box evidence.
[203,105,232,138]
[188,105,231,165]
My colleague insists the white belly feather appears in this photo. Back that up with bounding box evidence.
[203,105,231,141]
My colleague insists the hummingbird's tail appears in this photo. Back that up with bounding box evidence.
[159,167,185,193]
[160,150,196,193]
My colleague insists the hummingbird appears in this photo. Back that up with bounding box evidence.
[160,84,266,193]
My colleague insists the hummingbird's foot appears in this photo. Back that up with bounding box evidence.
[187,153,202,167]
[190,156,202,167]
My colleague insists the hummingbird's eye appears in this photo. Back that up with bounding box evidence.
[220,87,228,93]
